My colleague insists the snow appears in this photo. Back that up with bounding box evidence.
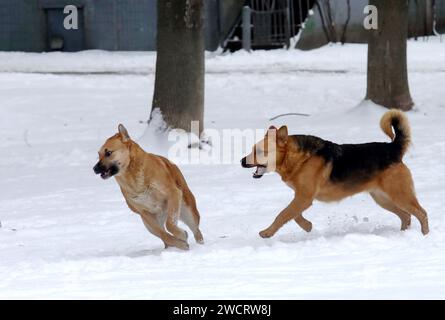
[1,39,445,299]
[0,38,443,75]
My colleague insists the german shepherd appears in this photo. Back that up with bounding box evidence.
[94,124,204,250]
[241,110,429,238]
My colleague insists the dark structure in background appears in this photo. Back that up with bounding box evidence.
[0,0,444,52]
[225,0,315,51]
[295,0,445,50]
[45,5,85,51]
[0,0,158,52]
[0,0,223,52]
[230,0,445,51]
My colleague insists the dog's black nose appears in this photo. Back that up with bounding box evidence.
[241,157,247,168]
[93,162,103,174]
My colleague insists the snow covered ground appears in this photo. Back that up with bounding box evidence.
[1,40,445,299]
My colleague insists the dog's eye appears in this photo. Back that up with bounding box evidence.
[105,150,113,157]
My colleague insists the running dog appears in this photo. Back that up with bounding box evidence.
[94,124,204,250]
[241,110,429,237]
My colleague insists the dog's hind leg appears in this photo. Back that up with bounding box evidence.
[370,191,411,231]
[389,194,428,235]
[140,211,189,250]
[165,188,190,244]
[390,193,429,235]
[155,214,169,248]
[180,190,204,244]
[379,164,429,235]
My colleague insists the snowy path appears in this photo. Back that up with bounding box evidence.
[1,43,445,299]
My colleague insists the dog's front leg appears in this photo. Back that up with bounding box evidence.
[259,191,314,238]
[294,215,312,232]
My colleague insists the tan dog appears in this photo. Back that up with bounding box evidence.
[94,124,204,250]
[241,110,429,238]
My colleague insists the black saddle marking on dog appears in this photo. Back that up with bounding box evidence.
[290,135,403,186]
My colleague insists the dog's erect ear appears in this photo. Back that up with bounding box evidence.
[118,124,130,142]
[277,125,288,145]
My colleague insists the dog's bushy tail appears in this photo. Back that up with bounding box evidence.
[380,109,411,156]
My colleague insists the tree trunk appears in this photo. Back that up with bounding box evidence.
[151,0,204,134]
[366,0,413,111]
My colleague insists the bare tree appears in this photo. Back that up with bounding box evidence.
[366,0,413,111]
[151,0,205,134]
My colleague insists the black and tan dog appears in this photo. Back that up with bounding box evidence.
[94,124,204,250]
[241,110,429,237]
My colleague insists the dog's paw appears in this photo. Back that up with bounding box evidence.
[194,230,204,244]
[259,229,274,238]
[304,222,313,233]
[175,239,190,251]
[165,237,190,250]
[178,230,188,242]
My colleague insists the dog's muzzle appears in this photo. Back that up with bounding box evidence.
[241,157,267,179]
[93,162,119,180]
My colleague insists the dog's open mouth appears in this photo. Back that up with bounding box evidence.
[96,164,119,180]
[101,169,113,180]
[253,165,267,179]
[240,157,267,178]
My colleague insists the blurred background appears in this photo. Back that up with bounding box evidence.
[1,0,444,53]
